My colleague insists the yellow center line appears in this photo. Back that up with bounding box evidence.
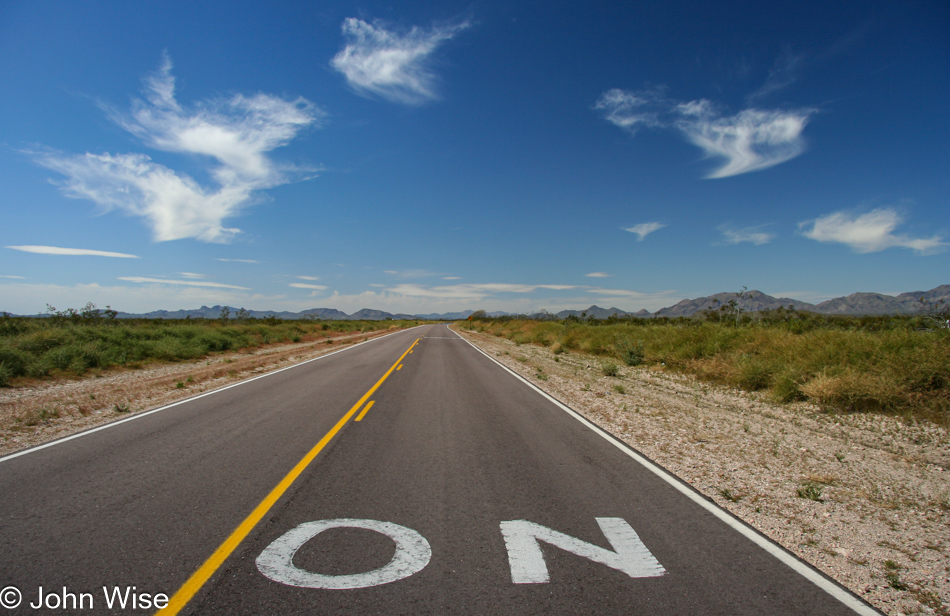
[354,400,375,422]
[397,364,403,370]
[157,337,420,615]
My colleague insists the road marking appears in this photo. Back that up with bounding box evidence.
[355,400,375,422]
[455,326,881,616]
[157,338,420,616]
[0,325,428,465]
[500,518,665,584]
[397,364,403,370]
[256,519,431,589]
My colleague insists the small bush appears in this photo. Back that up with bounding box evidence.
[0,345,30,377]
[772,372,805,402]
[796,482,824,502]
[615,337,645,366]
[736,358,772,391]
[719,488,741,502]
[602,363,620,377]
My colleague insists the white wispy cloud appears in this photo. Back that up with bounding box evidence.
[7,245,139,258]
[718,225,775,245]
[178,272,209,279]
[622,222,665,241]
[118,276,250,290]
[383,282,583,301]
[312,283,680,315]
[383,269,445,279]
[289,283,328,290]
[331,17,470,105]
[296,275,320,281]
[747,50,804,103]
[585,272,610,278]
[0,279,682,317]
[682,108,812,179]
[215,258,259,263]
[595,87,814,178]
[799,208,946,254]
[0,275,26,279]
[442,276,461,280]
[0,281,282,315]
[36,54,321,243]
[593,88,665,134]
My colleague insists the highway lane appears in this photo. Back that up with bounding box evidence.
[0,325,425,613]
[0,323,879,614]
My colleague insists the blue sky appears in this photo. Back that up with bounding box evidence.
[1,0,947,315]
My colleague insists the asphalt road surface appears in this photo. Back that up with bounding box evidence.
[0,323,881,615]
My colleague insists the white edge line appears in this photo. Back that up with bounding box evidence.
[0,325,429,465]
[454,326,882,616]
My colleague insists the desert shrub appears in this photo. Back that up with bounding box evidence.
[799,370,903,413]
[465,313,949,423]
[0,345,30,378]
[772,372,805,402]
[615,337,645,366]
[17,330,65,354]
[736,356,773,391]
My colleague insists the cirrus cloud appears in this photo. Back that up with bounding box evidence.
[118,276,250,290]
[7,245,139,258]
[799,208,946,254]
[595,87,814,178]
[623,222,666,241]
[35,54,321,243]
[289,282,328,290]
[718,225,775,246]
[331,18,470,105]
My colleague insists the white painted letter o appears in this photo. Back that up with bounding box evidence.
[256,519,431,589]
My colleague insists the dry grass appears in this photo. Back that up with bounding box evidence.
[462,318,949,425]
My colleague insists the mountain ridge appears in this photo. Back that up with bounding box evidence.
[8,285,947,321]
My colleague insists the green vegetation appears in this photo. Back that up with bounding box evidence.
[461,310,949,425]
[883,560,909,591]
[0,305,419,386]
[796,482,825,502]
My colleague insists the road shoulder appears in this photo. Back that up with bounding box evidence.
[0,328,406,458]
[455,325,949,616]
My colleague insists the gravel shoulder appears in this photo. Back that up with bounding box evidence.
[0,328,398,458]
[456,325,949,616]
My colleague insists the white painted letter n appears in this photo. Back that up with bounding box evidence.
[499,517,666,584]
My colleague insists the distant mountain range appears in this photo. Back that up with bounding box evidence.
[10,285,948,321]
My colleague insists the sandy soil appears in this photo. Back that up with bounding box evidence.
[0,328,395,457]
[455,325,949,616]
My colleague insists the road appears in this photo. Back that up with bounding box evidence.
[0,323,879,615]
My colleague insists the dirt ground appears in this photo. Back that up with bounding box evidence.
[1,323,947,615]
[455,326,949,616]
[0,328,394,457]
